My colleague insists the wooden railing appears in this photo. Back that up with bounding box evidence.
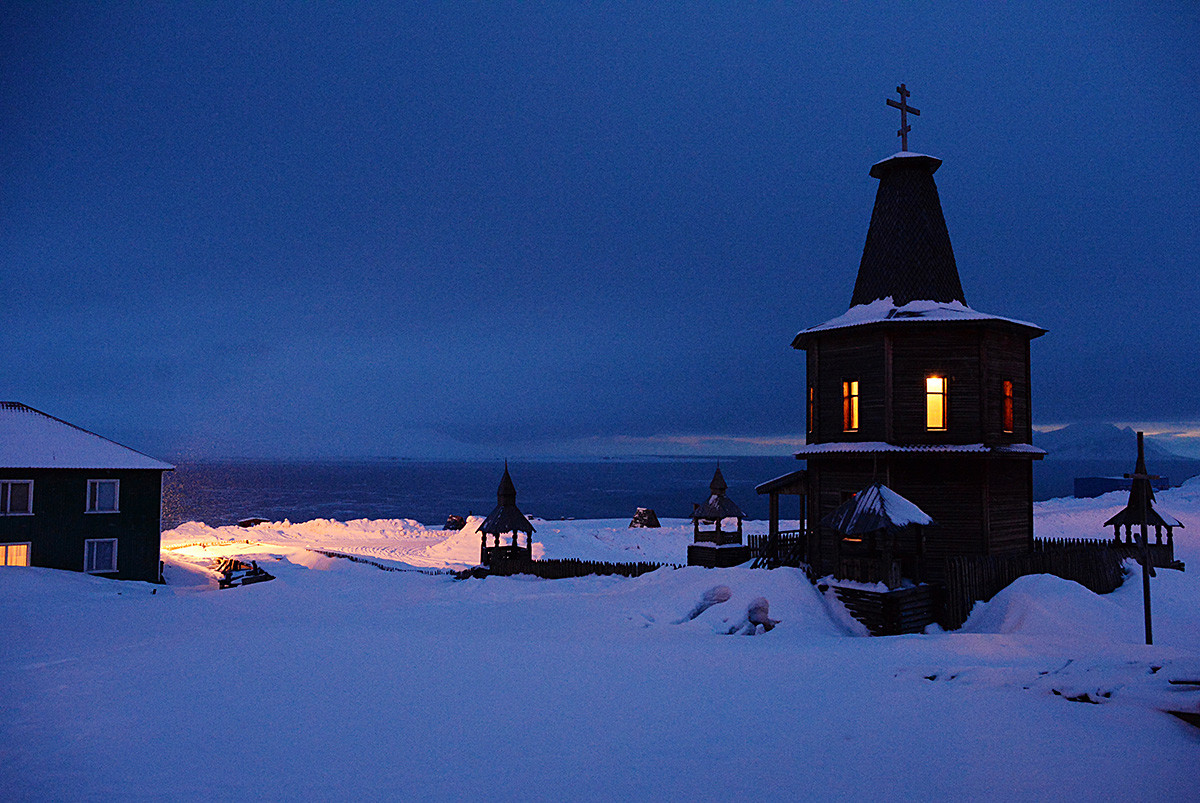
[748,530,808,569]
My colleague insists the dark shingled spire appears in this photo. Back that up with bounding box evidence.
[850,153,966,308]
[480,462,534,536]
[710,465,728,495]
[497,460,516,506]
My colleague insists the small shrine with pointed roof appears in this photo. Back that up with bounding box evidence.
[478,462,535,566]
[1104,432,1183,555]
[785,85,1046,588]
[687,466,750,567]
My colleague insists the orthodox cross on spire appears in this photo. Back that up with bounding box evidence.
[886,83,921,151]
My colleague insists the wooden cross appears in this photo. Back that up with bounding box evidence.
[1124,431,1157,644]
[886,83,920,151]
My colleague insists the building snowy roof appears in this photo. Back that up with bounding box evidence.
[822,482,934,535]
[693,466,744,521]
[0,402,174,470]
[794,441,1045,458]
[851,152,964,309]
[479,463,535,535]
[793,298,1045,343]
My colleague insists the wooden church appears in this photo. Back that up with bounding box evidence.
[790,86,1045,587]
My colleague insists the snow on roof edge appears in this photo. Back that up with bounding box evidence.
[0,402,174,470]
[795,298,1045,340]
[794,441,1045,458]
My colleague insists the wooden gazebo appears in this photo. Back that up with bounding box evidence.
[687,466,750,568]
[1104,432,1183,558]
[479,463,535,566]
[821,483,933,589]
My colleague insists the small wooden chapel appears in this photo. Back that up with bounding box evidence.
[786,85,1046,587]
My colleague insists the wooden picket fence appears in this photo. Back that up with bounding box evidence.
[306,549,456,576]
[942,544,1127,630]
[1033,536,1177,568]
[481,555,675,580]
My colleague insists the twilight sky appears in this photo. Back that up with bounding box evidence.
[3,3,1198,460]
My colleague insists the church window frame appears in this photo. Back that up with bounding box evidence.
[926,375,948,431]
[842,380,859,432]
[1002,381,1014,433]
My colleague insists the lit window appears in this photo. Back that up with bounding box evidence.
[84,539,118,573]
[926,376,947,431]
[87,480,119,513]
[1002,380,1014,433]
[0,481,33,515]
[842,380,859,432]
[807,386,815,434]
[1,542,31,566]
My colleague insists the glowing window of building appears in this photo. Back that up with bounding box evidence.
[842,380,859,432]
[1,543,31,566]
[807,386,815,434]
[926,376,947,431]
[1002,380,1014,433]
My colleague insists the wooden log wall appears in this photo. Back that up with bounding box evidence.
[827,585,940,636]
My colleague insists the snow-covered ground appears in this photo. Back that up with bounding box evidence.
[3,486,1199,800]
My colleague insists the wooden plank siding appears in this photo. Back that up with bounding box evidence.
[0,468,164,582]
[806,322,1034,447]
[804,455,1033,584]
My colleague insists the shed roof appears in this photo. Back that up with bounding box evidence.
[756,470,807,495]
[821,482,934,535]
[0,402,174,470]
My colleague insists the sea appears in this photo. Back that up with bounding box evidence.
[159,456,803,530]
[159,455,1195,530]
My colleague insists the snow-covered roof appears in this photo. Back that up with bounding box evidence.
[795,298,1045,340]
[794,441,1045,458]
[822,482,934,535]
[0,403,174,470]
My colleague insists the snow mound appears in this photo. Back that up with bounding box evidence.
[961,573,1138,642]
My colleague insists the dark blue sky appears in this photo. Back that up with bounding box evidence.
[4,3,1198,459]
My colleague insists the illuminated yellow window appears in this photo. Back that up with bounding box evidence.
[842,380,859,432]
[926,376,947,430]
[1,543,31,566]
[807,386,815,434]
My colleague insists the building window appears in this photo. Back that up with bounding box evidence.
[87,479,120,513]
[0,480,33,515]
[1,542,31,566]
[84,539,118,573]
[807,386,815,434]
[926,376,947,431]
[1002,380,1014,433]
[842,380,859,432]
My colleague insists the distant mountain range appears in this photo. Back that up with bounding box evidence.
[1034,422,1184,461]
[1031,423,1200,500]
